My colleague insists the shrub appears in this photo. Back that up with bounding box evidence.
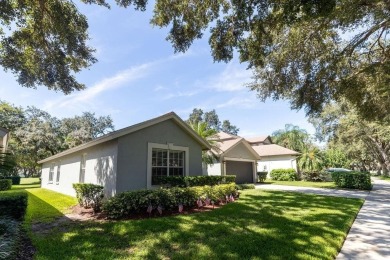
[2,176,21,185]
[0,191,28,220]
[331,171,372,190]
[301,171,329,182]
[0,179,12,191]
[236,183,256,190]
[270,168,297,181]
[73,183,105,212]
[257,172,268,183]
[0,218,22,259]
[157,175,236,187]
[103,183,237,219]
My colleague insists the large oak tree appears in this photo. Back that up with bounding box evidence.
[1,1,389,122]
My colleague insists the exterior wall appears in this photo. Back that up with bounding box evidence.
[257,155,297,177]
[207,162,222,176]
[41,140,118,197]
[224,142,257,160]
[116,119,203,193]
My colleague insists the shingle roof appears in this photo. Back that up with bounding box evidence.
[38,112,211,164]
[251,144,300,157]
[246,136,269,144]
[212,136,242,155]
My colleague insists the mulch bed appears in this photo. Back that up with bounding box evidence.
[67,202,229,221]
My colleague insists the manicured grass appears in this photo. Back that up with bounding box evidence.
[12,177,41,190]
[24,188,77,224]
[28,189,362,260]
[262,180,338,189]
[379,176,390,181]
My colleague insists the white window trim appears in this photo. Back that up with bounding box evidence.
[48,162,55,184]
[147,143,189,189]
[56,161,61,185]
[79,153,87,183]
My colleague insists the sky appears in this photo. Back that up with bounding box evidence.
[0,2,316,138]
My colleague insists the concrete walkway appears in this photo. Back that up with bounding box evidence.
[256,179,390,259]
[255,183,370,199]
[337,178,390,260]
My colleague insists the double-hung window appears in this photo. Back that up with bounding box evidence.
[48,163,55,183]
[56,162,61,184]
[151,149,185,185]
[79,154,86,183]
[148,143,189,187]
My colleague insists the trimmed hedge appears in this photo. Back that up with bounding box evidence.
[0,191,28,220]
[236,183,256,190]
[331,171,372,190]
[0,218,22,259]
[0,179,12,191]
[73,183,104,212]
[270,168,297,181]
[301,171,329,182]
[103,183,237,219]
[157,175,236,187]
[257,172,268,183]
[1,176,21,185]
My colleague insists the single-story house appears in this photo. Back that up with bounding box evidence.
[38,112,210,197]
[205,132,260,184]
[247,136,300,176]
[0,127,10,151]
[204,133,299,181]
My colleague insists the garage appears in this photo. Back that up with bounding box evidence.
[226,161,254,184]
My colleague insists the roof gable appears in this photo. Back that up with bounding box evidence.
[38,112,210,164]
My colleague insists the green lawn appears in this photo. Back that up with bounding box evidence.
[262,180,338,189]
[379,176,390,182]
[24,188,77,225]
[24,188,362,260]
[11,177,41,190]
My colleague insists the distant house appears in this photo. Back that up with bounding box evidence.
[247,136,300,176]
[38,112,210,197]
[0,127,10,152]
[205,132,260,184]
[205,132,299,182]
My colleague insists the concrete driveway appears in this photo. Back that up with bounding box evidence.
[256,178,390,259]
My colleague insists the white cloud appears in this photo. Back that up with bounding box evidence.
[208,62,253,92]
[216,96,258,109]
[43,53,190,111]
[43,63,150,111]
[161,90,200,100]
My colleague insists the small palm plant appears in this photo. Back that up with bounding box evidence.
[299,146,324,172]
[188,121,221,166]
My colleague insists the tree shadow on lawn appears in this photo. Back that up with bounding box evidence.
[31,190,363,260]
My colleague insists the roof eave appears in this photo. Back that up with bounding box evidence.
[38,112,211,164]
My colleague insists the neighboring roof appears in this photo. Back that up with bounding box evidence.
[215,132,239,141]
[252,144,300,157]
[211,132,261,160]
[246,136,272,144]
[0,127,9,136]
[38,112,211,164]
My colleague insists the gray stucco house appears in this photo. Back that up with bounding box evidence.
[38,112,210,197]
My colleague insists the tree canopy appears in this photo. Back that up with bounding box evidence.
[151,0,390,122]
[0,100,114,176]
[1,1,389,122]
[309,102,390,175]
[187,108,239,135]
